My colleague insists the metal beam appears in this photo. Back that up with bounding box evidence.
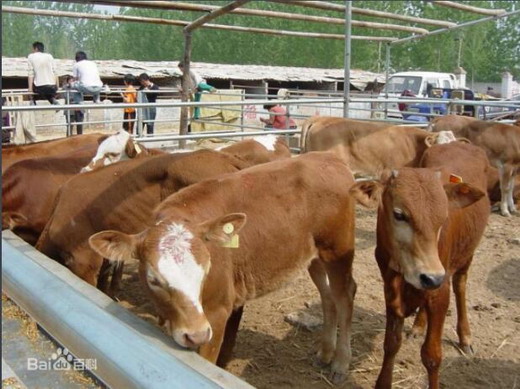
[185,0,251,33]
[2,6,396,42]
[68,0,428,34]
[282,1,456,27]
[433,1,506,16]
[391,9,520,45]
[2,231,253,389]
[343,0,352,118]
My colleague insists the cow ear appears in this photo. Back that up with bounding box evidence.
[89,230,140,262]
[199,213,247,245]
[443,183,485,209]
[2,212,28,230]
[125,139,138,158]
[349,181,383,208]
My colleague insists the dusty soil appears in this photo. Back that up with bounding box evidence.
[117,208,520,389]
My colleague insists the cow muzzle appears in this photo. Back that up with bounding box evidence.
[419,273,445,289]
[173,325,213,349]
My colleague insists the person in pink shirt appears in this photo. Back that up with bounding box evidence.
[260,103,297,130]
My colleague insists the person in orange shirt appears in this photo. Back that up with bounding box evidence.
[121,74,137,134]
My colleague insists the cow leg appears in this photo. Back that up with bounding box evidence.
[108,260,125,298]
[308,259,337,366]
[97,259,112,293]
[498,163,513,217]
[453,266,473,354]
[408,306,427,339]
[216,306,244,368]
[421,284,450,389]
[321,253,356,383]
[375,308,404,389]
[506,167,517,214]
[198,307,232,364]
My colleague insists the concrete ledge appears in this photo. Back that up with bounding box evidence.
[2,231,253,389]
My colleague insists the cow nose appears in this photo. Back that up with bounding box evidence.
[420,273,445,289]
[183,327,212,348]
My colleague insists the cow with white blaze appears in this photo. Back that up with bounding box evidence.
[89,152,359,382]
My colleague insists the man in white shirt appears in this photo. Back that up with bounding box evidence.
[72,51,103,104]
[27,42,59,106]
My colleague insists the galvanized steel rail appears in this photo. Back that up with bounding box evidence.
[1,231,254,389]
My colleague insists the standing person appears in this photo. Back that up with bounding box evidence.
[62,76,84,135]
[71,51,103,104]
[177,62,216,120]
[137,73,159,135]
[27,41,59,106]
[121,74,137,134]
[260,103,297,131]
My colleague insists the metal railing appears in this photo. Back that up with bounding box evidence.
[3,88,518,146]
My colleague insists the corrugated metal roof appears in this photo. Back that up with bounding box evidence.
[1,57,384,90]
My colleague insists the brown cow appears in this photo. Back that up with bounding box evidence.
[2,146,101,245]
[350,142,489,389]
[89,152,358,382]
[217,135,291,165]
[431,115,520,216]
[36,150,249,296]
[302,116,446,178]
[300,116,391,154]
[2,133,108,174]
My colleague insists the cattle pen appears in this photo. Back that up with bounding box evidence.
[2,1,520,389]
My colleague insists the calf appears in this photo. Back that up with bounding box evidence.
[2,133,108,174]
[217,135,291,166]
[89,152,358,382]
[350,142,489,389]
[36,150,249,296]
[431,116,520,216]
[81,129,163,172]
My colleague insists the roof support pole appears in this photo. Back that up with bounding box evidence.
[384,43,391,119]
[343,0,352,118]
[179,0,251,141]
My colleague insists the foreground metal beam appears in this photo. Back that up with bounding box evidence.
[73,0,428,34]
[391,9,520,45]
[433,1,506,16]
[283,1,456,27]
[3,6,395,42]
[1,231,253,389]
[185,0,251,33]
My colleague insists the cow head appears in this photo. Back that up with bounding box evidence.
[350,168,484,290]
[89,213,246,349]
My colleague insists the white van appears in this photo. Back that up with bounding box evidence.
[377,71,459,118]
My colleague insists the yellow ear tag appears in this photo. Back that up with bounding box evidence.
[223,223,234,234]
[134,142,142,154]
[221,234,239,249]
[449,174,463,184]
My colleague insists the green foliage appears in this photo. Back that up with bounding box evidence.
[2,0,519,81]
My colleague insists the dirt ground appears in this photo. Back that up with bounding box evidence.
[117,208,520,389]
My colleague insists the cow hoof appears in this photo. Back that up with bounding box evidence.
[329,370,348,385]
[459,344,475,355]
[312,354,330,369]
[406,326,425,339]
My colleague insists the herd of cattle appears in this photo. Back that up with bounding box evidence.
[2,114,519,388]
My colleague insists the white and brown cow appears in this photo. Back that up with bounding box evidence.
[81,129,163,172]
[217,135,291,166]
[350,142,490,389]
[89,152,358,382]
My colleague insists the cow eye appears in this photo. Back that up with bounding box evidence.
[393,209,407,222]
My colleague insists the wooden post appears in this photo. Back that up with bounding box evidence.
[179,31,192,148]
